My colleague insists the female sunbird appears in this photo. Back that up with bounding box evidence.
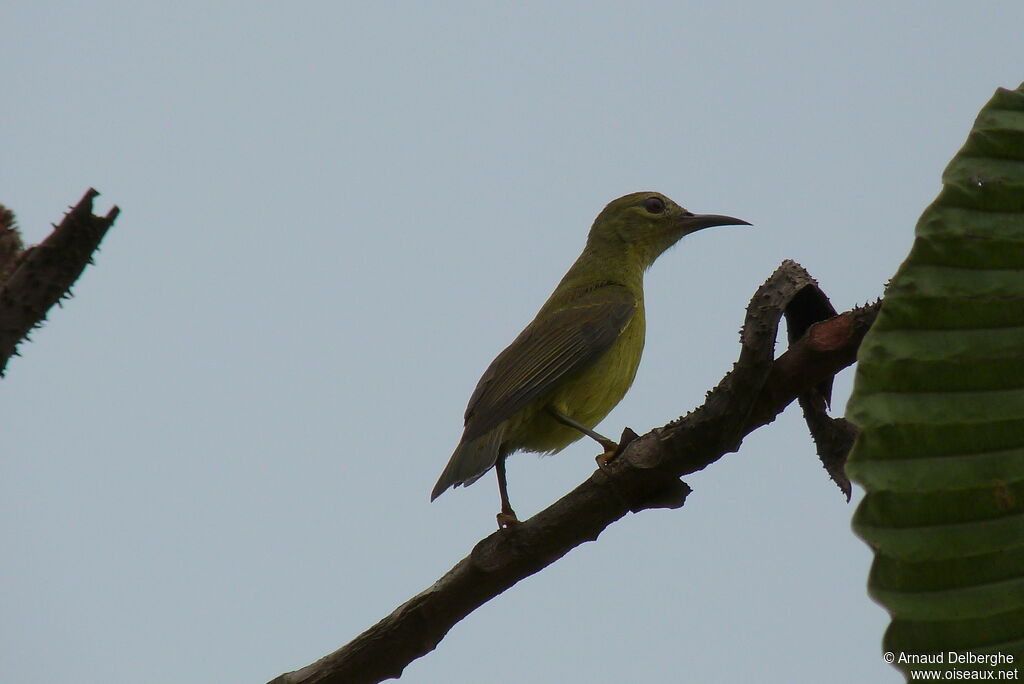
[431,192,749,526]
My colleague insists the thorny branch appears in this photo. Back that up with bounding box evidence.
[0,189,119,376]
[268,260,880,684]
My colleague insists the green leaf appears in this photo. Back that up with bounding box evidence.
[846,83,1024,679]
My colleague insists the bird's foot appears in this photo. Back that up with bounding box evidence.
[595,438,620,469]
[595,428,640,469]
[496,509,520,529]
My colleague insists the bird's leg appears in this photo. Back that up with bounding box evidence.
[545,407,620,467]
[495,456,519,528]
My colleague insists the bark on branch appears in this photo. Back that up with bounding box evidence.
[0,189,119,376]
[269,260,880,684]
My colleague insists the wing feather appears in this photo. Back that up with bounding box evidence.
[461,284,637,442]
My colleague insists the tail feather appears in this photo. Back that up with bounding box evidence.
[430,426,505,501]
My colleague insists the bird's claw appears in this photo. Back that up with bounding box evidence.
[496,510,520,529]
[595,438,621,469]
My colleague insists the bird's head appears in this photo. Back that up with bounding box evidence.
[587,191,750,269]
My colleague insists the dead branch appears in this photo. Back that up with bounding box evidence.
[268,260,880,684]
[0,189,119,375]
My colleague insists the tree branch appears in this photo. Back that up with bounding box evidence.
[0,189,119,376]
[268,260,880,684]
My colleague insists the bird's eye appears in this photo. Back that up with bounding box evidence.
[644,196,666,214]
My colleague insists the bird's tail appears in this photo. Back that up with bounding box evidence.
[430,426,505,501]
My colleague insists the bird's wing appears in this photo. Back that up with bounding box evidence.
[461,283,637,442]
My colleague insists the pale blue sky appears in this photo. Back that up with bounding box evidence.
[2,3,1022,683]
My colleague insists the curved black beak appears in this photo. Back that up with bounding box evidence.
[679,213,751,233]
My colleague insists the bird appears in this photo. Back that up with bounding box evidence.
[430,191,749,527]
